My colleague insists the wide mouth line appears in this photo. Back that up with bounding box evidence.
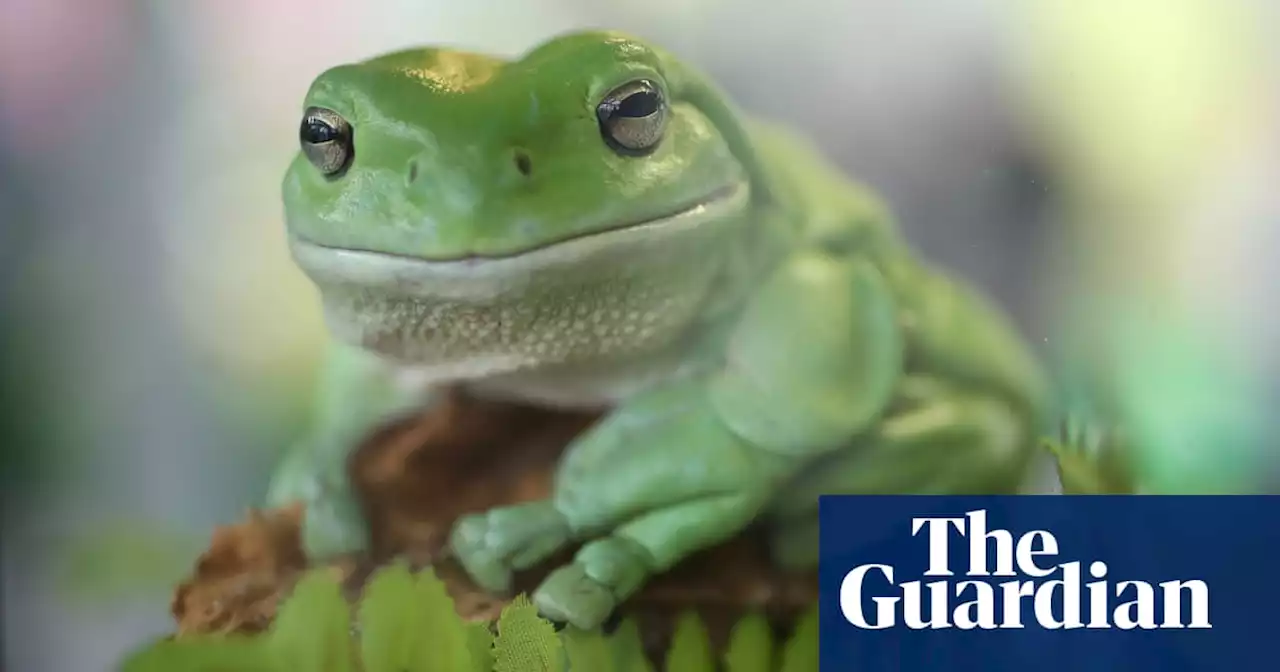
[294,181,745,264]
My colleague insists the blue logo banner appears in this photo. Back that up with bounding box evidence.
[818,495,1279,671]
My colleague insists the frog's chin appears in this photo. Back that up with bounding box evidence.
[286,181,749,299]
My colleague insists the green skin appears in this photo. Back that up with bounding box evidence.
[267,30,1051,629]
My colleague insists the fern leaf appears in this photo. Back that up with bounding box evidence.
[1046,419,1136,494]
[778,605,818,672]
[119,636,275,672]
[562,627,614,672]
[607,618,653,672]
[467,622,496,671]
[493,594,564,672]
[268,570,355,672]
[723,612,774,672]
[664,612,714,672]
[359,564,476,672]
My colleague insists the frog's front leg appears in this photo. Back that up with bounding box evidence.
[449,245,904,629]
[266,343,433,559]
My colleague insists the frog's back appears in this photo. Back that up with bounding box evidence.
[744,116,1051,421]
[744,118,899,249]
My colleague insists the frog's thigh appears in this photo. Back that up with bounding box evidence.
[765,375,1036,568]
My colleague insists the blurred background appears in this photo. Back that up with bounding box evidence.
[1,0,1277,669]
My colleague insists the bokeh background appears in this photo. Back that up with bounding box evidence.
[2,0,1277,669]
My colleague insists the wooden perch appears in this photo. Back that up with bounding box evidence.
[170,389,818,653]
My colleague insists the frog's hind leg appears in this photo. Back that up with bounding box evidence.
[764,375,1037,571]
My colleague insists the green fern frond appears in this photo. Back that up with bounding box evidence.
[664,612,714,672]
[562,626,615,672]
[358,563,479,671]
[608,618,654,672]
[269,570,356,672]
[493,594,564,672]
[723,612,774,672]
[777,605,818,672]
[119,569,817,672]
[120,636,275,672]
[1045,416,1136,494]
[468,622,497,670]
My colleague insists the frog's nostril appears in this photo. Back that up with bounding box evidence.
[513,150,532,177]
[407,160,419,184]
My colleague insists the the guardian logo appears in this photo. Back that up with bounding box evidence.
[840,509,1212,630]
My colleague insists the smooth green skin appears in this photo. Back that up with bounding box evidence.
[267,30,1051,630]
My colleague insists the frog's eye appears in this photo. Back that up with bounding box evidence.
[299,106,353,176]
[596,80,667,155]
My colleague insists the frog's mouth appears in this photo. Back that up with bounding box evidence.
[288,181,749,298]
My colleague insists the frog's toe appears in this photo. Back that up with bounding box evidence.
[533,563,619,631]
[299,495,370,560]
[449,519,514,593]
[448,501,572,594]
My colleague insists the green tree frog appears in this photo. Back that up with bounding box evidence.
[266,30,1050,629]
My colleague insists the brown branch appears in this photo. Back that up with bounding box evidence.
[170,389,817,651]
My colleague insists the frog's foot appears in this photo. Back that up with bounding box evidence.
[266,453,370,560]
[533,494,756,630]
[532,536,655,629]
[533,553,625,630]
[298,491,370,560]
[449,501,574,594]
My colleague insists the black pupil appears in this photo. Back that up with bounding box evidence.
[615,90,659,118]
[302,119,336,144]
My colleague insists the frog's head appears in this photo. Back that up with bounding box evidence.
[282,30,766,374]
